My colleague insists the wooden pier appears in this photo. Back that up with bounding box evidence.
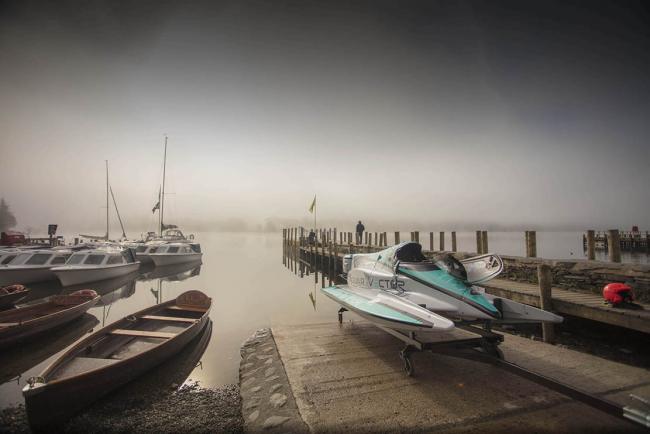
[281,227,650,337]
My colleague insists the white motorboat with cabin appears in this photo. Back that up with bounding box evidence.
[148,243,202,267]
[52,247,140,286]
[0,250,72,286]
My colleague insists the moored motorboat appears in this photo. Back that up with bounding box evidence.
[51,247,140,286]
[0,249,73,286]
[23,290,211,429]
[0,290,99,349]
[148,242,202,267]
[0,284,30,310]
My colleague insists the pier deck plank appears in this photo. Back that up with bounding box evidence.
[273,321,648,433]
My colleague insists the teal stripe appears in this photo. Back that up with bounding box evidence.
[322,286,424,325]
[399,268,499,315]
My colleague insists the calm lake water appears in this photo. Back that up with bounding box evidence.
[0,231,647,409]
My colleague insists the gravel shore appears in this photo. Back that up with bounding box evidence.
[0,382,243,433]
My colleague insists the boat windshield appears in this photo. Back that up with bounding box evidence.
[84,254,105,265]
[1,254,17,265]
[136,246,147,253]
[7,253,31,265]
[107,255,124,265]
[67,254,85,265]
[25,254,52,265]
[432,253,468,281]
[168,246,179,253]
[50,255,68,265]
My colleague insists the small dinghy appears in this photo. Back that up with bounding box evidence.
[0,284,30,310]
[0,290,99,349]
[23,290,212,430]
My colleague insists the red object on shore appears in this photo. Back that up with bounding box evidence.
[1,231,26,246]
[603,283,634,306]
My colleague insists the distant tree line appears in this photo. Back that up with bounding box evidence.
[0,198,17,232]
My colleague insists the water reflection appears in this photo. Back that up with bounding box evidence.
[0,314,99,385]
[0,233,337,409]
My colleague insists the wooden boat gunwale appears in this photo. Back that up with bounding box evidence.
[30,290,211,391]
[0,293,100,329]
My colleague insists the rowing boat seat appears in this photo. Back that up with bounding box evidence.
[110,329,177,339]
[141,315,197,323]
[167,305,208,313]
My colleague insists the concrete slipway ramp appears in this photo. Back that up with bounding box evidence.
[240,321,649,433]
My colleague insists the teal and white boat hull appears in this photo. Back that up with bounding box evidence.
[343,242,563,325]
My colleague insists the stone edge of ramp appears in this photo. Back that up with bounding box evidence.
[239,328,309,433]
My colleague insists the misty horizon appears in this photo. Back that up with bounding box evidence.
[1,1,649,236]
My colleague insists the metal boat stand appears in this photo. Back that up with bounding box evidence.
[336,309,643,429]
[337,308,503,377]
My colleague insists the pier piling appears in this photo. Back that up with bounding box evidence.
[537,264,555,343]
[451,231,457,252]
[439,231,445,251]
[586,230,596,260]
[608,230,622,263]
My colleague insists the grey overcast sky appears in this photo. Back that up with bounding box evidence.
[1,0,649,234]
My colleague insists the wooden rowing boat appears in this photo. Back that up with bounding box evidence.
[23,289,212,430]
[0,290,99,349]
[0,284,30,310]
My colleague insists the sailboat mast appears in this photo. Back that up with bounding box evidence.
[110,186,127,239]
[106,160,109,241]
[160,135,168,236]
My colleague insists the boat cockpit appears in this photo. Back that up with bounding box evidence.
[64,249,137,267]
[395,242,468,281]
[3,250,72,267]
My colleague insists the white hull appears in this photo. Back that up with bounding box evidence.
[53,262,141,287]
[0,267,57,286]
[135,253,155,264]
[149,253,202,267]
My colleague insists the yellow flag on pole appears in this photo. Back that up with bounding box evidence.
[308,195,316,213]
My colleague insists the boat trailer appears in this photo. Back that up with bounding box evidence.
[337,307,649,429]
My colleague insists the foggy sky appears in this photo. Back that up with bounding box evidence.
[1,0,649,235]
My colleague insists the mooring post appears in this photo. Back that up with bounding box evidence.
[334,241,339,275]
[329,242,334,282]
[320,241,325,287]
[451,231,457,252]
[383,232,387,246]
[537,264,555,343]
[607,229,621,263]
[586,230,596,260]
[476,231,482,254]
[526,231,537,258]
[333,228,337,248]
[481,231,488,253]
[429,232,434,251]
[374,232,378,246]
[395,231,400,244]
[415,231,420,244]
[439,231,445,251]
[282,228,286,266]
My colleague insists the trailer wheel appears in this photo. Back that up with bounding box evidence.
[481,340,503,359]
[399,346,416,377]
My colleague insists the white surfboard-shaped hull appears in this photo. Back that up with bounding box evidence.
[321,285,455,332]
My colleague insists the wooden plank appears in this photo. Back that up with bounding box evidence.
[110,329,176,339]
[0,322,19,327]
[141,315,197,323]
[167,305,208,313]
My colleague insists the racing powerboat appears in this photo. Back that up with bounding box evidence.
[322,242,562,333]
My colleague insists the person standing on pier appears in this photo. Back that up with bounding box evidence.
[356,220,365,245]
